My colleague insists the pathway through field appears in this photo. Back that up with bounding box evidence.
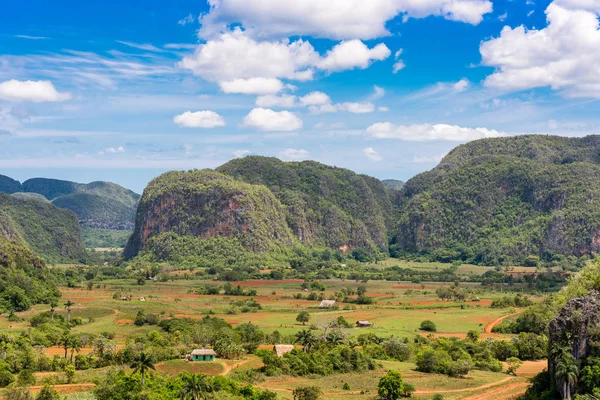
[484,312,519,333]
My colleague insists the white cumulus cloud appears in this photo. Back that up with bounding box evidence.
[480,2,600,98]
[243,108,303,131]
[363,147,383,161]
[179,29,391,93]
[219,78,284,95]
[0,80,72,102]
[318,40,391,72]
[365,122,506,141]
[233,149,251,158]
[173,110,226,128]
[299,91,332,106]
[198,0,493,40]
[280,148,309,160]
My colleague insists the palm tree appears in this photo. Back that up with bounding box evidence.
[326,332,343,345]
[64,300,75,324]
[131,352,155,387]
[50,299,58,321]
[179,373,212,400]
[59,331,73,359]
[295,329,317,352]
[69,336,81,362]
[555,354,579,400]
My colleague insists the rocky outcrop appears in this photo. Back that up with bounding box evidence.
[548,291,600,399]
[124,169,295,258]
[217,156,394,250]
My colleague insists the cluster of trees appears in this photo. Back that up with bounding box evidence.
[490,294,533,309]
[194,283,258,297]
[0,239,60,313]
[93,369,278,400]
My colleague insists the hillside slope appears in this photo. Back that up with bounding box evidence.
[0,174,22,194]
[0,193,85,262]
[217,156,393,250]
[393,135,600,265]
[0,238,60,311]
[19,178,140,230]
[125,169,295,259]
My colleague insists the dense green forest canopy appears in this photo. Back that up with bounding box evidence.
[393,135,600,265]
[217,156,393,250]
[0,238,60,312]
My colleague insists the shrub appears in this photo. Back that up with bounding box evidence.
[383,339,412,361]
[0,368,15,387]
[378,369,412,399]
[415,349,452,374]
[420,320,437,332]
[293,386,323,400]
[17,369,36,386]
[34,385,60,400]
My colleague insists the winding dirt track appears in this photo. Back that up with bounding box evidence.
[413,376,514,394]
[485,312,520,334]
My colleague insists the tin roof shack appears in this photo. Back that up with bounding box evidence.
[189,349,217,361]
[356,320,372,327]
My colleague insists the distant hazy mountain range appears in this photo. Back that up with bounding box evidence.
[0,176,139,230]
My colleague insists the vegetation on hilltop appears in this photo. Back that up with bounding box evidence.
[10,192,50,202]
[217,156,393,251]
[125,169,295,260]
[0,193,85,263]
[393,135,600,266]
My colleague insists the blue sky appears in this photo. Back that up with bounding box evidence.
[1,0,599,193]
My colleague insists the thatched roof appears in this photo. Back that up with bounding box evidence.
[356,320,371,326]
[319,300,336,308]
[191,349,217,356]
[274,344,294,357]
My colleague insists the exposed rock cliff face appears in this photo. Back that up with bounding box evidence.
[125,169,295,258]
[217,156,393,250]
[548,291,600,399]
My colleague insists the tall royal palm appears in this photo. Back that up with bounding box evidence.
[64,300,75,324]
[50,299,58,321]
[555,354,579,400]
[179,372,212,400]
[131,352,155,387]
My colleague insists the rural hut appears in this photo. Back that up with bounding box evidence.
[356,320,372,328]
[319,300,336,309]
[189,349,217,361]
[274,344,295,357]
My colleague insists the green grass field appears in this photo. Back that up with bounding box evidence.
[2,263,545,399]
